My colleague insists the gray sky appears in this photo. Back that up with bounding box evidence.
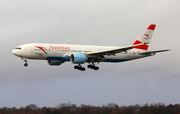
[0,0,180,108]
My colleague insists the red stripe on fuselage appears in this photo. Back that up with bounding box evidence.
[35,46,47,54]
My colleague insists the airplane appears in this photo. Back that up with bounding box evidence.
[12,24,170,71]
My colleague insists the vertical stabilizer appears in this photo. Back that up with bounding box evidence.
[133,24,156,50]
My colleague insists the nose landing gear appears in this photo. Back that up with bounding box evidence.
[24,59,28,67]
[24,63,28,67]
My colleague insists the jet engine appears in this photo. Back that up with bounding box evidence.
[70,53,87,64]
[47,60,64,65]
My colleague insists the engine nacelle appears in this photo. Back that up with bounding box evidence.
[70,53,87,64]
[47,60,64,66]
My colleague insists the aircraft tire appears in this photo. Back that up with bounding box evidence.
[81,67,85,71]
[96,67,99,70]
[87,65,91,68]
[77,67,81,70]
[94,67,99,70]
[91,66,95,69]
[24,63,28,67]
[74,66,78,69]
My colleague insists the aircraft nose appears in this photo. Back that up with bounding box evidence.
[12,50,16,55]
[12,49,21,56]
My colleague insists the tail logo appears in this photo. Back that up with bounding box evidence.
[144,34,150,39]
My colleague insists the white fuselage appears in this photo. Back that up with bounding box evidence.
[12,43,150,63]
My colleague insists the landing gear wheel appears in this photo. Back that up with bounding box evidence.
[87,65,91,68]
[91,66,95,69]
[81,67,85,71]
[94,67,99,70]
[77,66,81,70]
[74,66,78,69]
[24,63,28,67]
[74,65,86,71]
[87,64,99,70]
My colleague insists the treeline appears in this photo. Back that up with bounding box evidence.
[0,103,180,114]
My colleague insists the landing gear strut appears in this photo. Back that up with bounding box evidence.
[74,64,85,71]
[24,59,28,67]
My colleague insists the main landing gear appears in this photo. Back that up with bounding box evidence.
[24,59,28,67]
[74,64,85,71]
[87,64,99,70]
[74,64,99,71]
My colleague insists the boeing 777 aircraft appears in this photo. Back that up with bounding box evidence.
[12,24,169,71]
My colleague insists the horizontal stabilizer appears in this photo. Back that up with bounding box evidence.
[139,49,170,55]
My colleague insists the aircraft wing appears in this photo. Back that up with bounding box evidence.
[86,43,144,56]
[139,49,170,55]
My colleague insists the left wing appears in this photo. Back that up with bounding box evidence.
[86,43,144,56]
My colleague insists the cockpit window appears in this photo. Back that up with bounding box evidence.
[15,47,21,50]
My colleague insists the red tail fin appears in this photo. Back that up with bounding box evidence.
[133,24,156,50]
